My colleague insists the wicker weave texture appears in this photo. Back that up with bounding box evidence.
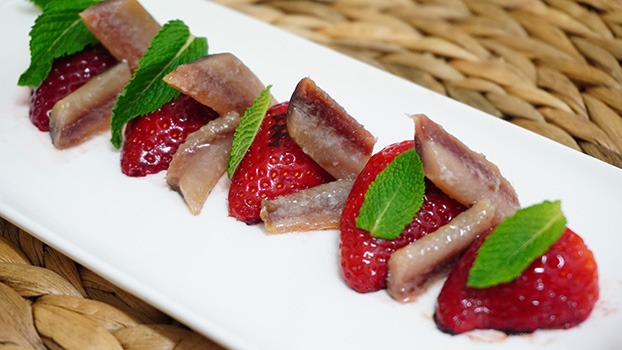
[0,217,225,350]
[219,0,622,168]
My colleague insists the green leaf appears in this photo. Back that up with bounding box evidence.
[467,200,567,288]
[29,0,54,9]
[226,86,273,178]
[355,148,425,240]
[110,20,208,148]
[19,0,102,87]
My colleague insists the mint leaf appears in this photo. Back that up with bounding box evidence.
[355,149,425,240]
[110,20,208,148]
[19,0,101,87]
[467,200,567,288]
[30,0,54,9]
[226,86,273,178]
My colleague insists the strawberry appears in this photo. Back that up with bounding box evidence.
[29,44,117,131]
[228,101,335,224]
[121,94,218,177]
[339,140,466,293]
[435,227,599,334]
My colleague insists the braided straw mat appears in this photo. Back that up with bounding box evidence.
[221,0,622,168]
[2,0,622,349]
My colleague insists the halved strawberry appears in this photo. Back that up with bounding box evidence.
[228,101,335,224]
[339,140,466,293]
[435,227,599,334]
[29,44,117,131]
[121,94,218,177]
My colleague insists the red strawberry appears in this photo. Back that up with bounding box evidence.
[121,94,218,177]
[228,101,335,224]
[339,140,466,293]
[435,227,599,334]
[29,44,117,131]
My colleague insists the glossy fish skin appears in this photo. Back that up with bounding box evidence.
[413,114,519,224]
[287,77,376,180]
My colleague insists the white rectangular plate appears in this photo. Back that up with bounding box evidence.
[1,0,621,349]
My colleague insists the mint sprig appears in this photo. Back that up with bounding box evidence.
[19,0,102,87]
[355,148,425,240]
[226,86,273,178]
[29,0,54,9]
[467,200,567,288]
[110,20,208,148]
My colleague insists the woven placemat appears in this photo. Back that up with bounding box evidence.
[0,217,225,350]
[3,1,622,349]
[219,0,622,169]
